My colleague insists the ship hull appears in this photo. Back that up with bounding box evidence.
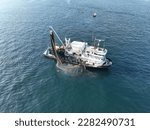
[43,48,112,69]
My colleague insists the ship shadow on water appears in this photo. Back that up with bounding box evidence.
[86,67,111,78]
[86,66,111,72]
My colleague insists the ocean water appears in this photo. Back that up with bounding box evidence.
[0,0,150,112]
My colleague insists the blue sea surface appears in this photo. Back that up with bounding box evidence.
[0,0,150,112]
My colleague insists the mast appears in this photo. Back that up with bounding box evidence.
[49,26,64,46]
[50,30,62,64]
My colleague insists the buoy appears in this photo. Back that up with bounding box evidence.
[93,13,97,17]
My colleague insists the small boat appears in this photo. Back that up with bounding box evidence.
[43,26,112,69]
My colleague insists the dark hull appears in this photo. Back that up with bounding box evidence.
[44,48,112,69]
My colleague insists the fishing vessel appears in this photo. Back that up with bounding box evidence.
[43,26,112,69]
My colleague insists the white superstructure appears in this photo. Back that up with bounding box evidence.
[64,39,112,68]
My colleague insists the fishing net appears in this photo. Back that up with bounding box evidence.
[56,62,85,75]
